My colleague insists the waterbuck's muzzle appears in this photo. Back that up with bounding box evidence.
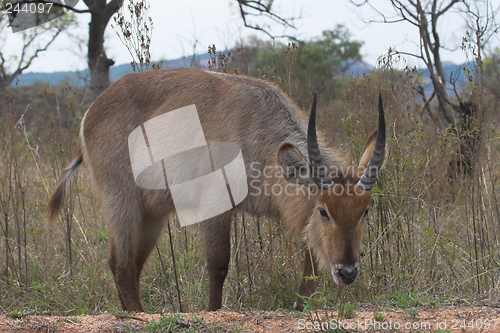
[331,262,360,285]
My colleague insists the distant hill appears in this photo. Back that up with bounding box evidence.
[13,52,374,87]
[12,57,191,86]
[12,53,474,95]
[12,53,213,87]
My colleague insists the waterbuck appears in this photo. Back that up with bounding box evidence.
[48,68,386,312]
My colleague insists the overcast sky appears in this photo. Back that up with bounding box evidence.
[4,0,500,74]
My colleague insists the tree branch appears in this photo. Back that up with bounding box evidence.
[104,0,125,25]
[392,0,420,25]
[436,0,461,18]
[237,0,299,40]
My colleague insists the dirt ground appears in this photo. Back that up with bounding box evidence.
[1,306,500,332]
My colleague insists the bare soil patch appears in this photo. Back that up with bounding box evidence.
[1,306,500,332]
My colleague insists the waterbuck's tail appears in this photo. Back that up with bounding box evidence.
[47,153,83,226]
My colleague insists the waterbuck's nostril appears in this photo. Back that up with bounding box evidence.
[338,266,359,284]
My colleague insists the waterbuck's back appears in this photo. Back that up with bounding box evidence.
[80,68,339,218]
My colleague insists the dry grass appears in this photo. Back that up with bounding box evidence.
[0,62,499,317]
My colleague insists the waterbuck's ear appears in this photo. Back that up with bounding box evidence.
[359,130,377,168]
[278,142,312,185]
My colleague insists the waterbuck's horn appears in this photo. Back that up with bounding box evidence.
[357,94,386,191]
[307,92,334,189]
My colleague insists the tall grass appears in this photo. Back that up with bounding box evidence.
[0,60,499,316]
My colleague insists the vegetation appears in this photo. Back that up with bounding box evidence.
[1,0,500,320]
[232,25,363,105]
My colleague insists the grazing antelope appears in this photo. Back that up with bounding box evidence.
[48,68,386,312]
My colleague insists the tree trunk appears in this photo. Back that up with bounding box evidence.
[87,9,114,100]
[449,101,482,178]
[85,0,123,100]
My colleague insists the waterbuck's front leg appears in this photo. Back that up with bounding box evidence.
[202,213,232,311]
[294,248,318,311]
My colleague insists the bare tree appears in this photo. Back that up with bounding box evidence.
[6,0,124,100]
[351,0,467,126]
[461,0,500,88]
[351,0,500,176]
[0,5,76,92]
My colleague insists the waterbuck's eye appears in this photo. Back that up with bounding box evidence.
[318,207,329,218]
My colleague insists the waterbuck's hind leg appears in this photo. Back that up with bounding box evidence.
[293,249,318,311]
[108,240,126,309]
[202,213,232,311]
[108,236,144,312]
[133,216,166,296]
[105,199,145,313]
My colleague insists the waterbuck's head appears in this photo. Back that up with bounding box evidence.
[277,93,386,286]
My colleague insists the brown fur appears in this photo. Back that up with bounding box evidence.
[47,68,383,312]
